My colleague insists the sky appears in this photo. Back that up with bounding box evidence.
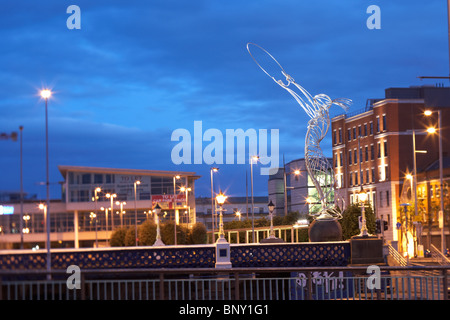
[0,0,448,200]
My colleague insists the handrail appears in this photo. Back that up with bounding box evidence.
[388,244,407,266]
[430,244,450,265]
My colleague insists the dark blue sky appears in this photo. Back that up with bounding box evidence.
[0,1,448,200]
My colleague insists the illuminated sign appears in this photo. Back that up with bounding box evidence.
[0,205,14,215]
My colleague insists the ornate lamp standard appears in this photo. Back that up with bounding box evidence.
[215,191,228,243]
[210,167,219,243]
[268,200,276,239]
[357,187,370,237]
[134,180,141,246]
[153,203,165,246]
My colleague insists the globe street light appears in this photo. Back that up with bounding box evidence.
[93,187,101,248]
[425,109,445,254]
[106,193,117,230]
[116,201,127,227]
[215,191,228,242]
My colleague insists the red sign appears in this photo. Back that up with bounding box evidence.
[151,194,186,209]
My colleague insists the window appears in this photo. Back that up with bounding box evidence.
[377,142,381,158]
[334,153,338,167]
[382,114,387,131]
[359,147,363,163]
[82,174,91,184]
[376,117,380,133]
[365,146,368,161]
[386,190,390,207]
[354,149,357,164]
[339,128,342,143]
[384,141,388,157]
[366,169,369,184]
[353,127,356,140]
[379,191,383,207]
[94,174,103,184]
[348,128,351,142]
[364,123,367,136]
[358,125,361,137]
[369,122,373,135]
[371,145,374,160]
[105,174,114,184]
[371,168,375,182]
[349,150,352,165]
[349,172,353,186]
[333,130,337,145]
[339,152,343,167]
[360,171,363,185]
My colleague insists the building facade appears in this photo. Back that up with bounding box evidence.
[331,85,450,251]
[268,158,334,217]
[0,166,199,249]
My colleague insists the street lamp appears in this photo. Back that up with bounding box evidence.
[268,200,276,239]
[180,186,191,224]
[356,187,371,238]
[250,155,259,242]
[283,168,302,216]
[134,180,141,246]
[215,191,227,242]
[38,203,51,278]
[425,109,445,254]
[153,203,165,246]
[100,206,110,246]
[210,167,219,243]
[116,201,127,227]
[89,212,97,247]
[40,88,52,277]
[173,175,180,245]
[93,187,101,248]
[106,193,117,230]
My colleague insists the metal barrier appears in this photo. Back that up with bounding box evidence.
[1,266,448,300]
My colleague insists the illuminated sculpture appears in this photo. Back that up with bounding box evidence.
[247,43,351,221]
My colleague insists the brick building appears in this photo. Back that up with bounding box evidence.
[331,85,450,251]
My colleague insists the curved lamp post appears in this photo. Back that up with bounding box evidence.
[153,203,165,246]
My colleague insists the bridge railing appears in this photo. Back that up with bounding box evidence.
[0,265,448,301]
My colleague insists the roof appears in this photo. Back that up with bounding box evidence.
[58,165,200,179]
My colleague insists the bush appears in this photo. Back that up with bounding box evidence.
[189,222,207,244]
[124,227,137,246]
[110,227,127,247]
[138,220,157,246]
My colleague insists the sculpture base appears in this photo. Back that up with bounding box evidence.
[215,237,232,269]
[308,218,342,242]
[350,236,384,265]
[153,239,165,246]
[260,236,284,244]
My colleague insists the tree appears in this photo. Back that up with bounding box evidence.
[340,203,376,240]
[189,222,208,244]
[110,227,127,247]
[138,220,157,246]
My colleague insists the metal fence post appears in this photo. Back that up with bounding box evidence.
[234,272,240,300]
[443,269,448,301]
[159,273,165,300]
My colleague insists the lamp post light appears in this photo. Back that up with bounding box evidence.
[116,201,127,227]
[40,89,52,277]
[134,180,141,246]
[173,175,180,245]
[38,203,51,278]
[357,187,371,237]
[180,186,192,225]
[89,212,97,247]
[268,200,276,239]
[93,187,101,248]
[250,155,259,243]
[100,207,110,246]
[106,193,117,230]
[210,167,219,243]
[215,191,228,242]
[153,203,165,246]
[425,109,446,254]
[283,168,302,216]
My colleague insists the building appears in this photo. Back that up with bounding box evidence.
[0,166,200,249]
[195,196,269,230]
[268,158,334,217]
[331,85,450,251]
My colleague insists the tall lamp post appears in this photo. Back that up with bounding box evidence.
[210,167,219,243]
[93,187,101,248]
[106,193,117,230]
[100,207,110,246]
[215,191,227,242]
[134,180,141,246]
[283,169,301,216]
[116,201,127,227]
[40,89,52,277]
[173,175,180,245]
[250,155,259,242]
[425,109,446,254]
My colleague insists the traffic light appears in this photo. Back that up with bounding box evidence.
[383,220,388,231]
[375,219,381,234]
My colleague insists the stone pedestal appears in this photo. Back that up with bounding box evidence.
[308,218,342,242]
[350,236,384,265]
[215,237,232,268]
[260,237,284,244]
